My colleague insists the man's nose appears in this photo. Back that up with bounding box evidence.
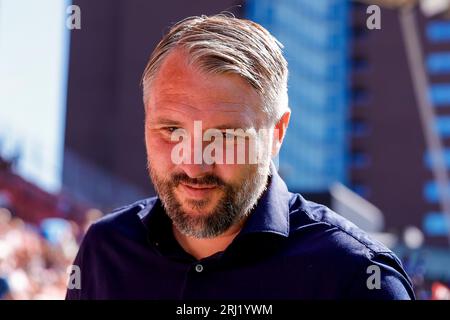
[180,136,215,178]
[178,162,214,179]
[172,125,220,178]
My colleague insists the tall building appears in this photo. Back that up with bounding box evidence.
[64,0,244,210]
[247,0,450,248]
[246,0,350,195]
[419,8,450,244]
[350,3,450,246]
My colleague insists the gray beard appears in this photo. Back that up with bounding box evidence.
[148,163,270,238]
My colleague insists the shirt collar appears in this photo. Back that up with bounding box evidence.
[237,160,291,238]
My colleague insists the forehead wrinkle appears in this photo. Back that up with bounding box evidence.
[154,96,257,116]
[155,92,255,111]
[151,104,256,129]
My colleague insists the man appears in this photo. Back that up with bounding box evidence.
[66,14,415,300]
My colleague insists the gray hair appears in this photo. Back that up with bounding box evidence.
[141,14,289,123]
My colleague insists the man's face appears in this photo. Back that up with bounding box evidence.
[144,49,273,238]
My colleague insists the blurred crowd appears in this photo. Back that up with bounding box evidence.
[400,251,450,300]
[1,203,449,300]
[0,207,102,300]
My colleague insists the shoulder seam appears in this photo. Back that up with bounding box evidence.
[299,206,392,256]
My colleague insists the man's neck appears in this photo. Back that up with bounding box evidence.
[172,219,246,260]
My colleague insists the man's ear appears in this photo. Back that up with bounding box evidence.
[271,111,291,157]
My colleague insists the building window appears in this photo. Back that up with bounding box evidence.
[430,84,450,106]
[352,55,370,72]
[423,212,450,236]
[434,116,450,137]
[427,52,450,74]
[351,152,370,168]
[350,119,370,137]
[424,149,450,168]
[423,181,450,203]
[351,86,370,105]
[427,21,450,43]
[351,24,369,41]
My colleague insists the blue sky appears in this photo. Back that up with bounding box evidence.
[0,0,70,193]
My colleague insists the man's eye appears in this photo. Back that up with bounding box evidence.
[222,132,234,139]
[163,127,178,133]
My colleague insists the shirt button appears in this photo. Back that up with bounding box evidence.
[195,264,204,273]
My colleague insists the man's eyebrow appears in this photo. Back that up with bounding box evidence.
[149,117,184,126]
[213,123,252,130]
[149,117,252,130]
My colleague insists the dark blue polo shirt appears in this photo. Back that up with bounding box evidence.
[66,164,415,300]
